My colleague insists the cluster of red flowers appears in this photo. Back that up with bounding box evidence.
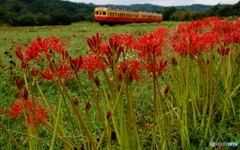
[3,99,47,127]
[172,17,240,56]
[1,79,47,127]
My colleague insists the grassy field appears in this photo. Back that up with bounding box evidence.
[0,19,239,150]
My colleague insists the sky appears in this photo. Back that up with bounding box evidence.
[67,0,239,6]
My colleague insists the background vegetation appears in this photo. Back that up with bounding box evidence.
[0,0,239,26]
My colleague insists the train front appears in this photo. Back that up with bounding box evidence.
[94,7,108,25]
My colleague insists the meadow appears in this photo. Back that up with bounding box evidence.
[0,19,239,150]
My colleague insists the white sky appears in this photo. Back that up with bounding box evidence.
[67,0,239,6]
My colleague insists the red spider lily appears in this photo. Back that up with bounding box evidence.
[72,97,79,106]
[15,92,23,99]
[114,33,134,52]
[23,87,28,100]
[26,107,47,127]
[70,56,82,72]
[15,46,24,61]
[98,44,114,67]
[146,60,167,74]
[3,100,22,120]
[133,27,167,59]
[86,33,102,53]
[1,99,47,127]
[41,68,54,80]
[15,78,24,89]
[164,85,170,95]
[212,19,233,35]
[222,31,240,44]
[15,46,28,68]
[81,54,105,78]
[106,110,111,120]
[94,76,100,86]
[85,102,91,111]
[14,36,70,68]
[57,64,72,79]
[31,67,39,77]
[118,60,143,81]
[233,18,240,33]
[40,64,72,80]
[173,31,198,56]
[29,36,68,55]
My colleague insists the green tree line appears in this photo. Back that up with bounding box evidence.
[0,0,239,26]
[0,0,94,26]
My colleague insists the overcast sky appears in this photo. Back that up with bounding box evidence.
[67,0,239,6]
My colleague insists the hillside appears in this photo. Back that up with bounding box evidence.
[0,0,239,26]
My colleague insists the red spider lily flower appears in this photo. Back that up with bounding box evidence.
[70,56,82,72]
[133,27,167,59]
[233,18,240,33]
[111,33,134,52]
[21,61,28,68]
[217,46,230,56]
[81,54,104,70]
[146,60,167,74]
[15,78,24,89]
[98,44,114,67]
[85,102,91,111]
[4,101,23,120]
[118,60,143,81]
[173,31,220,56]
[81,54,105,78]
[15,46,28,68]
[26,107,47,127]
[222,31,240,44]
[40,64,72,81]
[173,31,198,56]
[31,67,39,77]
[23,87,28,100]
[15,36,70,67]
[41,69,54,80]
[72,97,79,106]
[164,85,170,95]
[108,34,125,57]
[212,19,232,35]
[2,99,47,127]
[29,36,68,55]
[106,110,111,120]
[86,33,102,53]
[15,46,24,61]
[15,92,22,99]
[94,76,100,87]
[57,64,72,79]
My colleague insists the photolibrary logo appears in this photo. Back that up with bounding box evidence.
[209,141,238,147]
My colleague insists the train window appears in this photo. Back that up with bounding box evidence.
[103,11,106,15]
[95,11,98,15]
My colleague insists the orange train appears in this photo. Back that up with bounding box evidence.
[94,7,163,25]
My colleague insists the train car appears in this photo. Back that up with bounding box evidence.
[94,7,163,26]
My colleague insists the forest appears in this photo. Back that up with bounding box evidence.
[0,0,239,26]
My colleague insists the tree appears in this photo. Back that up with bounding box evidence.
[208,3,220,16]
[161,6,177,21]
[0,7,10,23]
